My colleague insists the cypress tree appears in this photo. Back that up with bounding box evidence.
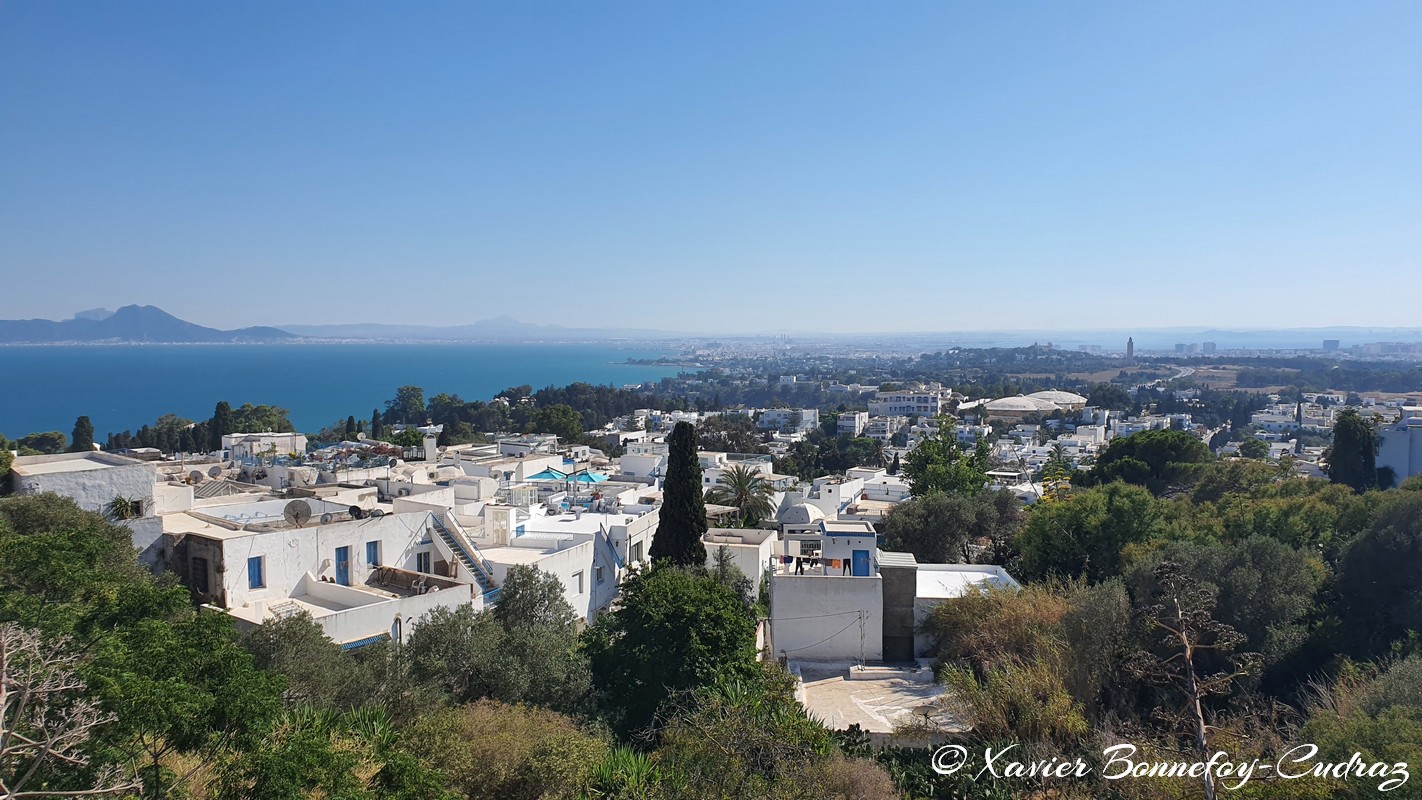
[371,409,384,439]
[889,452,900,475]
[649,421,708,567]
[210,401,233,450]
[69,416,94,452]
[344,415,358,439]
[1326,409,1378,493]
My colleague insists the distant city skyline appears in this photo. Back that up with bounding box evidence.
[2,2,1418,332]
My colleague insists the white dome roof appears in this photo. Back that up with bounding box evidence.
[777,503,825,526]
[1026,390,1088,406]
[985,395,1059,412]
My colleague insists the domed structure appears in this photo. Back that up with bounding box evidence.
[776,502,825,530]
[984,395,1060,420]
[1026,390,1088,410]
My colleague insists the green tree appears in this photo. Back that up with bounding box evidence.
[242,612,373,711]
[1013,482,1164,582]
[1087,382,1133,411]
[901,417,987,497]
[582,566,757,737]
[1084,428,1212,495]
[17,431,67,455]
[1237,436,1270,460]
[528,403,584,443]
[879,491,1021,565]
[705,464,775,527]
[1125,537,1323,670]
[888,452,900,475]
[1326,408,1379,493]
[209,401,233,450]
[91,612,285,799]
[1336,492,1422,658]
[406,567,591,714]
[69,415,95,452]
[385,386,427,425]
[370,408,384,440]
[344,415,357,439]
[649,422,708,567]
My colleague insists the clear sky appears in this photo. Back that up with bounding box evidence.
[1,2,1418,333]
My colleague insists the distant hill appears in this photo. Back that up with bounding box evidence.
[0,305,297,344]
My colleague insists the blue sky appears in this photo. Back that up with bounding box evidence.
[1,2,1417,333]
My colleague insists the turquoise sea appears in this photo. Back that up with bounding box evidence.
[0,343,684,440]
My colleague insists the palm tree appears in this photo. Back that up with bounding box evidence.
[705,464,775,527]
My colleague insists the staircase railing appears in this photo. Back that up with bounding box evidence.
[430,514,497,592]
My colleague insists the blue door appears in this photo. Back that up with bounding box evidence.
[335,546,351,585]
[851,549,870,577]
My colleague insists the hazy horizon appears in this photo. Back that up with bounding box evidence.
[2,2,1418,331]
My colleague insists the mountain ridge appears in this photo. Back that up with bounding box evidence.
[0,305,297,344]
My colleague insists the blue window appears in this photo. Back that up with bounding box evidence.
[247,556,265,589]
[366,541,381,567]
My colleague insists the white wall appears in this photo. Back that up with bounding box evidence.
[219,511,438,610]
[11,457,156,515]
[769,575,883,661]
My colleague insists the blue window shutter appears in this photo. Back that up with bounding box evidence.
[247,556,263,589]
[366,541,379,566]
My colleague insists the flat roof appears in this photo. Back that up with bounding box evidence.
[916,565,1018,600]
[11,451,146,476]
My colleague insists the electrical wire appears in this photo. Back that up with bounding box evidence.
[778,614,863,654]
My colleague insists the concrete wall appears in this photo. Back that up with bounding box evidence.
[769,575,882,662]
[704,537,775,584]
[298,573,468,645]
[880,565,918,662]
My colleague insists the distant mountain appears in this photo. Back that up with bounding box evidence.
[0,305,297,344]
[72,307,114,322]
[280,315,684,341]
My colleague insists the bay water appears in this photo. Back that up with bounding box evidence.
[0,343,682,440]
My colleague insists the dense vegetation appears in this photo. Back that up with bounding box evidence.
[0,492,895,799]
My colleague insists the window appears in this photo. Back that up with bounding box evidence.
[595,566,605,585]
[573,571,584,594]
[247,556,265,589]
[416,551,432,574]
[366,540,381,567]
[630,543,644,563]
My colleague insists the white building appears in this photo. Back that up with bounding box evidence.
[164,499,485,647]
[1380,409,1422,484]
[869,391,943,418]
[9,451,170,567]
[223,432,309,463]
[767,520,1020,662]
[837,411,869,438]
[758,408,820,434]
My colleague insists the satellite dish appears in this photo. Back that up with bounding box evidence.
[320,512,333,524]
[208,465,223,478]
[369,509,385,518]
[283,500,313,528]
[349,505,365,520]
[489,470,503,480]
[188,470,205,483]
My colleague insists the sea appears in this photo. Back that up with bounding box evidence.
[0,343,685,440]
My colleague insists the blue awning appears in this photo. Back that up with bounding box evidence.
[338,633,390,651]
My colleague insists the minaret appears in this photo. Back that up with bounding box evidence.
[1126,337,1134,363]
